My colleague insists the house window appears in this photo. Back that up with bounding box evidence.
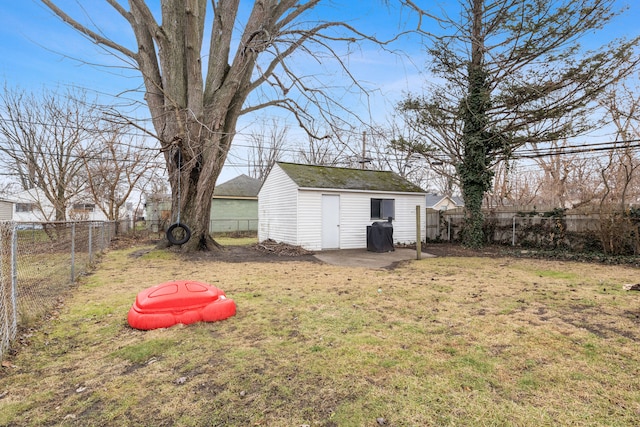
[72,203,95,212]
[371,198,395,220]
[15,203,35,213]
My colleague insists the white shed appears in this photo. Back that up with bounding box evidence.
[258,162,427,251]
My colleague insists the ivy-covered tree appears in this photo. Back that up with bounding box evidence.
[398,0,639,247]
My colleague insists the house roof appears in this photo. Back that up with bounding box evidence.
[214,174,261,198]
[276,162,425,193]
[7,188,40,203]
[425,193,464,207]
[425,194,444,207]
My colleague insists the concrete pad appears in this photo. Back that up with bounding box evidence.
[313,248,434,269]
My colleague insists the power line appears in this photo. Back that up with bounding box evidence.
[512,139,640,159]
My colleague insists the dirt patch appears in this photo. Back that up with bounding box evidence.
[128,240,505,264]
[420,242,510,258]
[110,234,159,250]
[173,240,320,264]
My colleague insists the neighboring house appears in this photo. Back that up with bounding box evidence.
[144,195,172,232]
[9,188,110,222]
[259,162,427,251]
[0,198,13,221]
[210,174,261,233]
[425,193,464,211]
[8,189,43,222]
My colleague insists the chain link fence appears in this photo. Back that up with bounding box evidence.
[210,218,258,234]
[0,221,116,360]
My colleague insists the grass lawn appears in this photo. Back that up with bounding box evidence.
[1,242,640,426]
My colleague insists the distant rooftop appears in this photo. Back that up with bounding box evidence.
[425,193,464,207]
[214,174,261,198]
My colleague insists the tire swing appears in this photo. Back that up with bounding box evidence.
[166,149,191,246]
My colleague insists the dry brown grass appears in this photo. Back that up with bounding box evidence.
[1,243,640,426]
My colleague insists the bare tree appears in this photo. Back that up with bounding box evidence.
[598,81,640,209]
[595,81,640,254]
[502,164,542,207]
[598,145,640,254]
[484,162,512,207]
[0,182,18,198]
[80,122,158,224]
[530,139,601,209]
[41,0,382,251]
[247,119,289,181]
[398,0,639,247]
[293,124,355,166]
[367,123,433,191]
[598,146,640,209]
[0,86,98,221]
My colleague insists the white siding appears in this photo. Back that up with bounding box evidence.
[0,201,12,221]
[9,189,111,222]
[296,190,323,250]
[297,189,426,250]
[392,194,427,244]
[339,192,372,249]
[260,163,427,251]
[258,164,299,245]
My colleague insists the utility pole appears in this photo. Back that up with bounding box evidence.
[361,131,366,169]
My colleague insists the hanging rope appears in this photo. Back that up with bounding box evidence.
[166,148,191,245]
[176,149,182,223]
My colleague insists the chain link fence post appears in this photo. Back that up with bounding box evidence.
[89,222,93,265]
[11,226,18,339]
[71,222,76,283]
[0,222,18,360]
[0,223,9,356]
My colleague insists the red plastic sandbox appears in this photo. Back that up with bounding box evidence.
[127,280,236,330]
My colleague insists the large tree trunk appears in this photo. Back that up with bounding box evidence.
[174,158,220,251]
[161,100,243,251]
[161,116,224,251]
[166,132,226,252]
[136,2,253,251]
[40,0,375,251]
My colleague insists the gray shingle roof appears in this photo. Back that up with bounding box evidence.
[425,194,445,207]
[425,193,464,207]
[214,174,262,198]
[277,162,425,193]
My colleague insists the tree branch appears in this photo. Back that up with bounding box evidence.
[40,0,137,60]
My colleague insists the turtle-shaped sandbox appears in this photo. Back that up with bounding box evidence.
[128,280,236,330]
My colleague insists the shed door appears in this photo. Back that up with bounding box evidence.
[321,194,340,249]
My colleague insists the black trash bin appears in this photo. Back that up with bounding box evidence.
[366,218,394,252]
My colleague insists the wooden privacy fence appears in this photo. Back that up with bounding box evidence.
[425,208,634,253]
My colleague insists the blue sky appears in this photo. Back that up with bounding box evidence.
[0,1,423,109]
[1,1,639,184]
[0,1,427,183]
